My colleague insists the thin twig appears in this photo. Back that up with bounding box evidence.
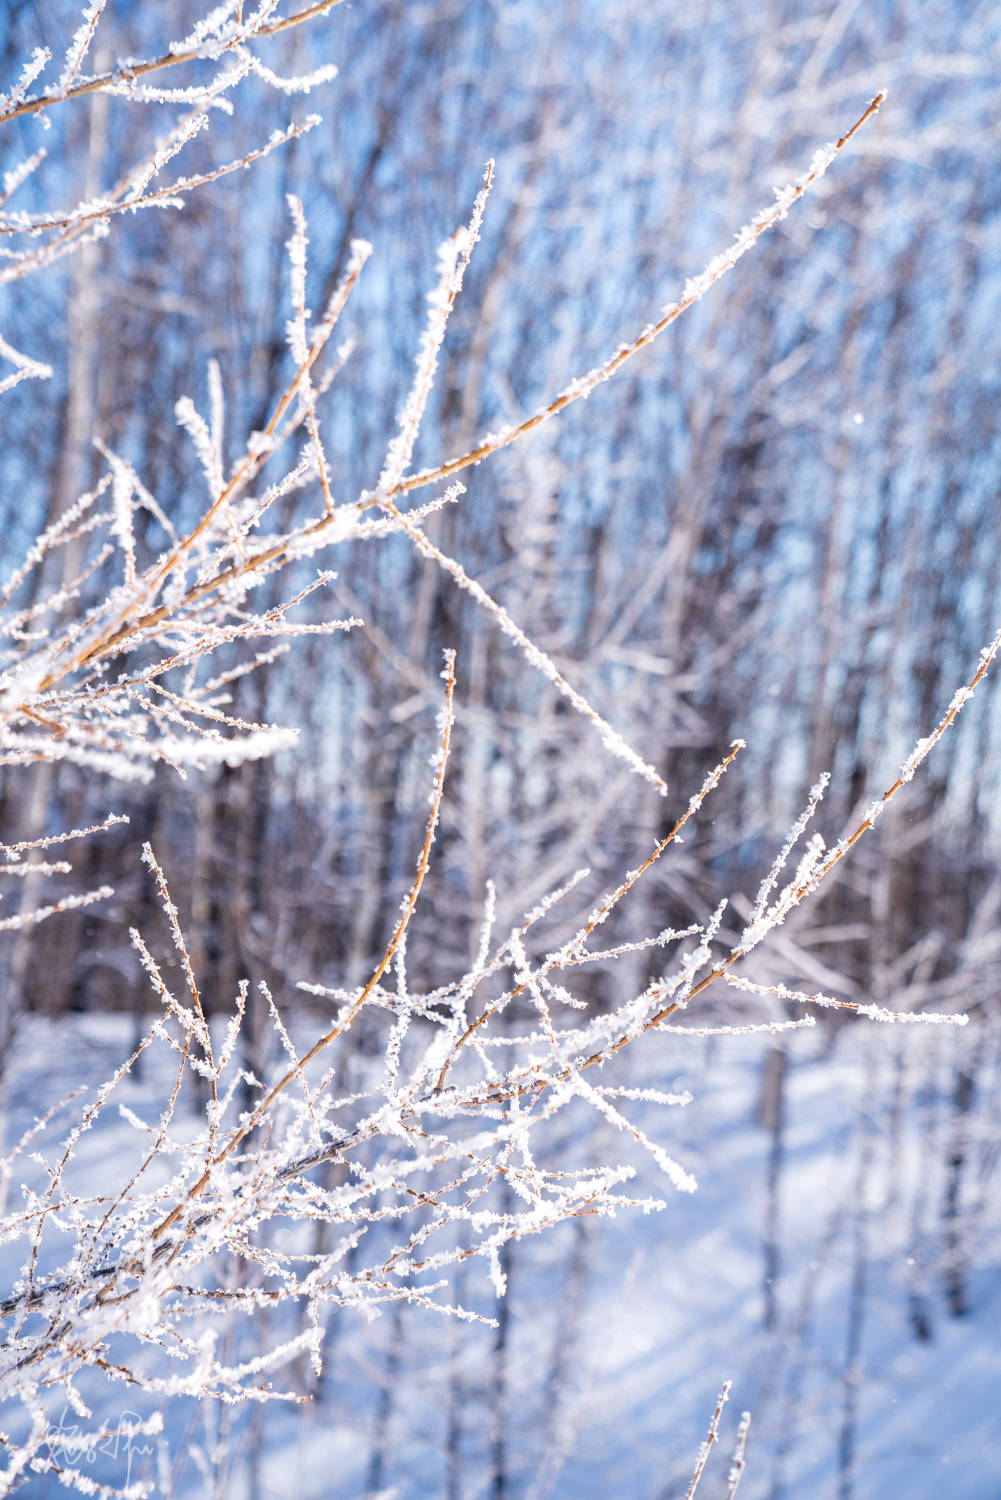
[0,0,348,125]
[149,650,457,1241]
[686,1381,732,1500]
[375,94,885,509]
[725,1411,752,1500]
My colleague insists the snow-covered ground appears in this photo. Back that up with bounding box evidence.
[2,1010,998,1498]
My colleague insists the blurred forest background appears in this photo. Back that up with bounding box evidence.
[1,0,1000,1495]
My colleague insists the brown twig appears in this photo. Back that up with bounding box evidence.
[375,94,886,509]
[0,0,348,125]
[149,649,457,1241]
[686,1381,732,1499]
[434,740,744,1090]
[463,626,1001,1106]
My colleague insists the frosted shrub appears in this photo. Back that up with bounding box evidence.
[0,6,992,1494]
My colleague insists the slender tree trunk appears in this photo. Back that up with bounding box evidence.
[838,1136,873,1500]
[759,1044,787,1330]
[366,1298,403,1495]
[490,1186,515,1500]
[446,1263,469,1500]
[943,1062,975,1317]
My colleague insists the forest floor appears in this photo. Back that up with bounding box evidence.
[1,1011,998,1499]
